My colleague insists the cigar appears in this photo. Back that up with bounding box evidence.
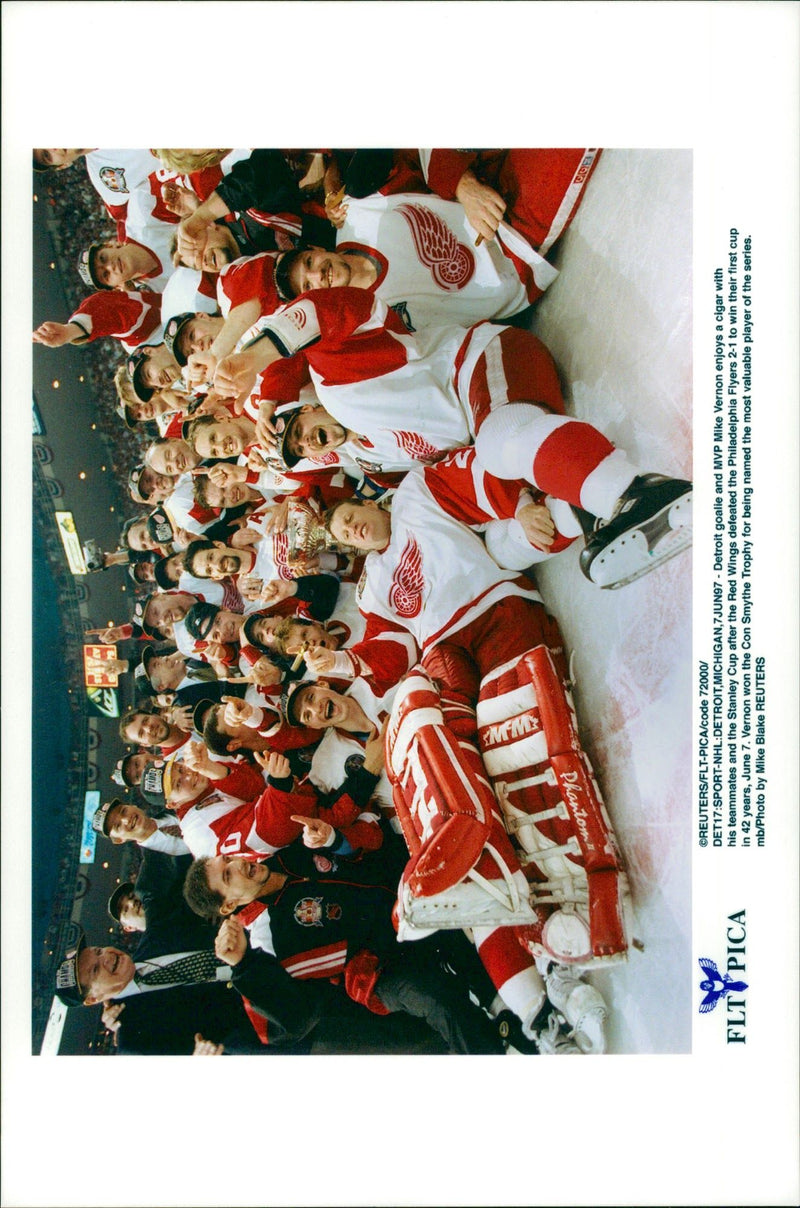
[291,642,310,672]
[325,186,346,209]
[475,235,484,247]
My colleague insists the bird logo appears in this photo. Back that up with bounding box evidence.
[697,957,748,1013]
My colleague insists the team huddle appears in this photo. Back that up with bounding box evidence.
[37,147,693,1055]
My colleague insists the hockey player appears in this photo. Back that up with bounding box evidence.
[206,287,691,588]
[33,289,163,352]
[282,677,400,829]
[273,189,558,329]
[33,148,163,221]
[171,147,335,270]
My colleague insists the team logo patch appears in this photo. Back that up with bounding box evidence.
[273,530,293,581]
[389,535,424,618]
[312,451,340,466]
[325,904,342,921]
[99,166,129,193]
[396,203,475,291]
[391,430,443,462]
[313,854,334,873]
[285,305,307,332]
[294,896,324,926]
[355,565,369,603]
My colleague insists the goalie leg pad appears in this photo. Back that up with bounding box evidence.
[386,668,494,898]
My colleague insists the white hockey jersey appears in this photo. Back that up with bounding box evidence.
[248,290,504,477]
[336,192,557,331]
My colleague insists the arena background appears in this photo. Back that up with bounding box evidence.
[32,172,152,1054]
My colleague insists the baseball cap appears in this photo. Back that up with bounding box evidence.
[116,394,139,430]
[92,799,121,837]
[163,312,195,367]
[192,698,217,735]
[112,753,144,789]
[147,508,175,548]
[139,644,160,688]
[273,408,304,469]
[132,594,167,641]
[281,678,313,728]
[126,349,155,403]
[154,555,182,591]
[241,612,277,655]
[77,244,105,290]
[108,882,137,924]
[54,931,89,1007]
[128,464,153,505]
[139,759,167,809]
[184,601,220,642]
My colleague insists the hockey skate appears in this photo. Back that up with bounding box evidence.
[529,1009,582,1054]
[544,962,608,1054]
[579,473,692,589]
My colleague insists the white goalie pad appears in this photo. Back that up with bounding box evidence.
[386,648,631,966]
[477,645,630,964]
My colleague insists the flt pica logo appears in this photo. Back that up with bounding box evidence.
[697,909,748,1042]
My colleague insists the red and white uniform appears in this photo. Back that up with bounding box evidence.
[178,763,377,859]
[249,288,633,517]
[305,677,398,818]
[160,267,219,326]
[163,473,221,538]
[84,149,163,221]
[186,150,253,203]
[69,290,163,350]
[419,148,601,255]
[326,454,553,685]
[335,192,557,328]
[121,189,181,294]
[217,252,283,319]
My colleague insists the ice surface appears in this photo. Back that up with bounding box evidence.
[528,150,693,1052]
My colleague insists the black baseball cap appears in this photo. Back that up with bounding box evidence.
[184,601,220,642]
[273,408,304,469]
[163,311,195,367]
[108,882,137,924]
[281,678,313,728]
[139,759,167,808]
[126,349,155,403]
[77,244,105,290]
[54,931,89,1007]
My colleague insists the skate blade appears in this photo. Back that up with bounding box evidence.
[588,491,692,589]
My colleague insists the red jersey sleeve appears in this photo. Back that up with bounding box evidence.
[217,759,268,802]
[423,447,530,524]
[70,290,162,347]
[338,612,419,691]
[424,150,478,199]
